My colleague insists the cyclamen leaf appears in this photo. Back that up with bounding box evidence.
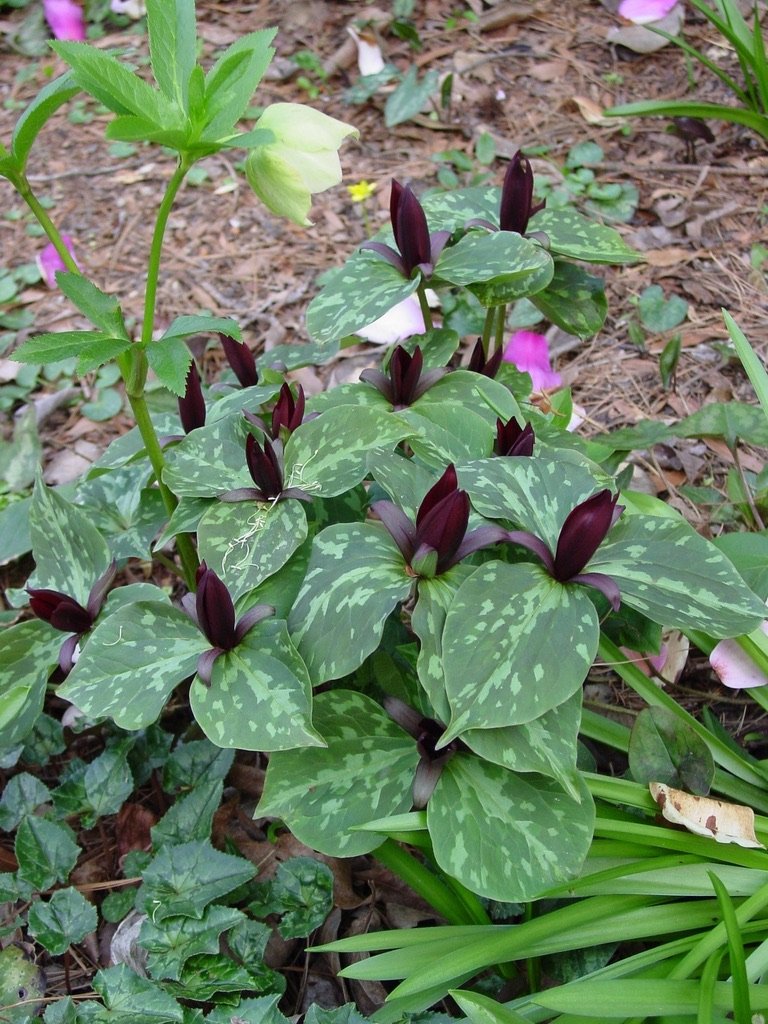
[249,857,334,939]
[385,65,440,126]
[146,0,196,109]
[93,963,184,1023]
[151,779,223,848]
[205,995,288,1024]
[162,739,234,793]
[83,744,135,818]
[10,72,79,174]
[0,772,52,831]
[15,817,80,890]
[139,904,244,981]
[171,952,277,1000]
[27,887,97,955]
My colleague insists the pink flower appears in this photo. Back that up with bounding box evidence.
[502,330,562,391]
[44,0,86,39]
[618,0,678,24]
[36,236,79,288]
[711,622,768,689]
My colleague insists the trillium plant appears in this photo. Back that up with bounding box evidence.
[1,0,765,959]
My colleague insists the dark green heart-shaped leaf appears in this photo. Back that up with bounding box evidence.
[15,817,80,891]
[257,690,418,856]
[672,402,768,448]
[27,887,97,955]
[92,963,184,1023]
[140,905,244,981]
[151,779,223,848]
[435,231,554,306]
[629,706,714,794]
[530,262,607,339]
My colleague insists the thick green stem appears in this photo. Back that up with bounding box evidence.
[141,158,190,346]
[491,303,507,356]
[17,176,80,273]
[416,281,433,333]
[480,306,495,357]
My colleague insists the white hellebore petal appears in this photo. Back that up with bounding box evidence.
[246,103,358,226]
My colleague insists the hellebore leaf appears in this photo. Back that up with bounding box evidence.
[435,231,554,307]
[197,499,308,602]
[190,619,323,751]
[257,690,418,857]
[428,755,594,901]
[146,0,196,109]
[160,315,242,344]
[57,602,206,730]
[529,207,643,265]
[9,72,79,175]
[146,335,193,397]
[14,330,125,367]
[530,261,608,339]
[203,30,277,139]
[439,562,598,741]
[55,273,128,338]
[288,523,413,684]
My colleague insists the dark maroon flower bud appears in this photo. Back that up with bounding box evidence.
[499,151,545,235]
[178,361,206,434]
[494,417,535,457]
[413,489,470,576]
[361,180,450,280]
[271,382,305,438]
[28,589,93,634]
[195,563,237,652]
[553,490,623,583]
[221,333,259,388]
[467,339,503,379]
[245,434,284,499]
[361,345,447,410]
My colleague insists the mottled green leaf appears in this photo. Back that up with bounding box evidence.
[530,261,607,339]
[140,905,244,981]
[428,756,594,900]
[0,944,45,1024]
[137,839,255,922]
[205,995,287,1024]
[0,620,60,753]
[529,207,642,264]
[163,739,234,794]
[84,744,134,818]
[257,690,418,856]
[190,619,322,751]
[202,383,278,424]
[92,963,184,1023]
[151,780,223,848]
[673,401,768,448]
[440,562,598,742]
[714,531,768,600]
[15,817,80,890]
[198,499,307,601]
[171,952,278,1001]
[435,231,554,306]
[58,602,206,730]
[638,284,688,332]
[385,65,439,126]
[629,706,714,794]
[0,773,51,831]
[249,857,334,939]
[288,524,412,684]
[421,185,498,229]
[162,415,254,497]
[27,887,97,955]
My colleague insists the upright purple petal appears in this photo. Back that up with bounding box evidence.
[414,490,470,574]
[416,465,459,527]
[494,418,535,457]
[221,334,259,388]
[394,184,432,276]
[28,589,93,634]
[553,490,623,582]
[178,361,206,433]
[44,0,86,40]
[271,382,305,438]
[195,563,237,650]
[500,151,537,235]
[245,434,284,499]
[467,339,503,379]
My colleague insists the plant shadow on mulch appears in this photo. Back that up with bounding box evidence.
[1,0,768,1014]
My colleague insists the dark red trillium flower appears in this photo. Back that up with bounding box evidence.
[466,339,503,379]
[361,179,451,279]
[181,563,273,684]
[220,333,259,388]
[499,150,546,235]
[384,697,466,809]
[244,382,310,441]
[219,434,312,505]
[494,417,535,457]
[361,345,446,411]
[28,561,117,674]
[506,489,624,609]
[372,464,508,578]
[178,361,206,434]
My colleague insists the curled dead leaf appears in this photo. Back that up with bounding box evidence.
[572,95,618,127]
[650,782,764,849]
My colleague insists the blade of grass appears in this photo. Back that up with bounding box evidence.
[605,100,768,139]
[722,310,768,418]
[708,870,752,1024]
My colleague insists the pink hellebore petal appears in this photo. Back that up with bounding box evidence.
[36,236,79,289]
[503,330,562,392]
[711,623,768,689]
[43,0,86,40]
[618,0,678,24]
[356,295,426,345]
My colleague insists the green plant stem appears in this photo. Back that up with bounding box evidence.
[17,176,80,273]
[492,303,507,356]
[480,306,495,357]
[416,281,433,333]
[141,157,190,346]
[730,441,765,530]
[373,839,486,927]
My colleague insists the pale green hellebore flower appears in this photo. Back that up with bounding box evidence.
[245,103,358,226]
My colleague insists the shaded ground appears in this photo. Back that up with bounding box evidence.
[1,0,768,1011]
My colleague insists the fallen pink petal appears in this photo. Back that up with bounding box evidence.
[356,295,426,345]
[711,623,768,689]
[43,0,86,40]
[503,330,562,391]
[617,0,678,24]
[36,236,79,288]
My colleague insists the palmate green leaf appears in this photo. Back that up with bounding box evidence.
[434,231,554,306]
[283,406,414,498]
[530,261,607,339]
[9,72,78,174]
[428,756,594,900]
[140,904,244,981]
[27,887,97,955]
[161,314,242,344]
[15,817,80,890]
[257,690,418,857]
[529,207,642,265]
[29,477,112,604]
[190,619,323,751]
[137,839,255,922]
[13,330,127,366]
[146,0,196,109]
[305,252,419,346]
[92,963,184,1024]
[57,602,206,730]
[0,620,61,753]
[197,498,307,601]
[439,562,598,743]
[288,523,413,684]
[203,30,277,140]
[146,334,193,397]
[590,513,765,636]
[162,415,254,497]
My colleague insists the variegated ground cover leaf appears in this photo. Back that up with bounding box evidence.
[162,415,255,497]
[190,620,322,751]
[207,383,281,423]
[0,620,61,752]
[528,208,643,265]
[289,523,413,683]
[439,562,599,742]
[76,464,167,561]
[57,601,206,730]
[590,514,765,636]
[428,755,594,901]
[530,262,607,339]
[197,499,308,601]
[28,477,112,604]
[257,690,418,856]
[154,496,214,549]
[367,450,437,520]
[305,252,419,346]
[420,185,499,227]
[434,231,554,306]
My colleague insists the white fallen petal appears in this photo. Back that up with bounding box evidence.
[607,4,684,52]
[711,621,768,689]
[356,295,426,344]
[347,26,385,76]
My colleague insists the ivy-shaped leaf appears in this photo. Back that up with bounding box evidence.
[27,887,97,955]
[140,905,244,981]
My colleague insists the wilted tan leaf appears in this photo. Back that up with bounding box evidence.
[650,782,765,848]
[571,96,618,127]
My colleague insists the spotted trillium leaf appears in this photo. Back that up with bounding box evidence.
[162,415,255,497]
[206,384,281,423]
[428,755,594,901]
[57,602,206,730]
[529,207,643,265]
[288,524,413,684]
[198,499,308,602]
[420,184,499,227]
[190,619,323,751]
[440,562,598,742]
[257,690,418,857]
[530,261,607,339]
[0,620,61,752]
[434,230,554,307]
